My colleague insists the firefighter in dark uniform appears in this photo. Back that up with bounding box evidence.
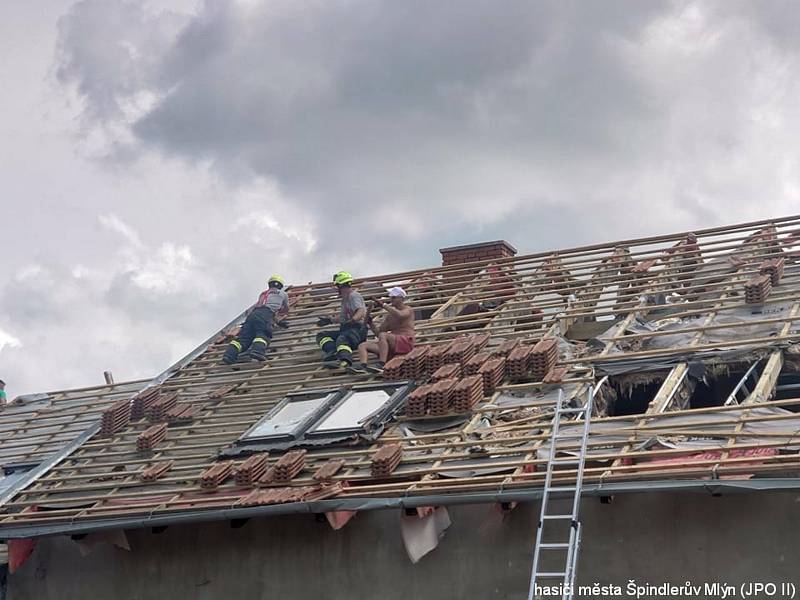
[222,275,290,364]
[315,271,368,368]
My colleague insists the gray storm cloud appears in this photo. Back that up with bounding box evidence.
[2,0,800,395]
[54,0,800,252]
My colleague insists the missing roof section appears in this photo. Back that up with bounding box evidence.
[603,372,669,417]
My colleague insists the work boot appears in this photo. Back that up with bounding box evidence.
[322,351,339,368]
[347,362,369,375]
[222,345,240,365]
[364,361,385,374]
[250,340,269,361]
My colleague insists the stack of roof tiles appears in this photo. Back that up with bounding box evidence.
[146,392,179,423]
[131,388,161,421]
[405,384,432,417]
[452,375,484,412]
[383,355,408,380]
[312,458,345,482]
[136,423,168,451]
[428,378,457,415]
[233,453,269,487]
[140,460,173,482]
[200,460,233,490]
[257,467,277,485]
[543,365,569,384]
[471,333,491,351]
[530,338,559,380]
[273,450,306,483]
[371,444,403,476]
[745,274,772,304]
[100,399,131,436]
[490,338,521,358]
[464,352,490,376]
[403,346,430,379]
[166,404,199,425]
[444,337,477,366]
[431,362,462,382]
[760,257,785,286]
[478,357,506,395]
[426,342,454,374]
[506,344,535,380]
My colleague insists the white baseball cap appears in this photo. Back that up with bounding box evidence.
[388,286,407,298]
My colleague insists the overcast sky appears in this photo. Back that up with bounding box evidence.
[2,0,800,396]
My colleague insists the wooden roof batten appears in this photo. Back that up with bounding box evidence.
[1,214,800,534]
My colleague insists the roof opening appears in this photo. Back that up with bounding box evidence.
[604,372,668,416]
[689,370,751,409]
[775,371,800,404]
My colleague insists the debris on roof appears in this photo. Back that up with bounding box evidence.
[2,214,800,538]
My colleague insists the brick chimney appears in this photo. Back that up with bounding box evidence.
[439,240,517,267]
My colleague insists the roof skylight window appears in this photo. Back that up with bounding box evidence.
[307,386,401,437]
[240,391,339,443]
[231,383,412,452]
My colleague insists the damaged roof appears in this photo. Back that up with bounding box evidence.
[2,214,800,538]
[0,380,148,474]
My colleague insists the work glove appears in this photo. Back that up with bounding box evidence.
[316,316,333,327]
[277,320,290,329]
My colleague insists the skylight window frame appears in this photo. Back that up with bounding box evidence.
[238,389,343,443]
[305,381,413,439]
[233,381,413,450]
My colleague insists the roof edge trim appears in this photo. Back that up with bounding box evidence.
[1,477,797,539]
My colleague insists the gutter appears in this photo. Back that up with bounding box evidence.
[2,477,800,539]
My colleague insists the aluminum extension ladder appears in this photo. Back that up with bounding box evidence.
[527,384,596,600]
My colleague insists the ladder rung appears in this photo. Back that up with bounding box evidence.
[538,543,570,548]
[547,486,577,492]
[542,514,573,520]
[550,458,580,464]
[536,572,567,577]
[558,408,586,414]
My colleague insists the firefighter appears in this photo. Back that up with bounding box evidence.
[0,379,6,406]
[315,271,367,368]
[222,275,290,364]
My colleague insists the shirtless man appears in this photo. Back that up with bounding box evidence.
[349,287,415,374]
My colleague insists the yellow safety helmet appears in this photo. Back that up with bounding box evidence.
[268,274,285,287]
[333,271,354,286]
